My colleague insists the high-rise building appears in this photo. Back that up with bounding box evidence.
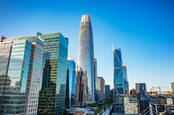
[122,66,129,94]
[66,57,76,107]
[94,58,97,101]
[171,82,174,94]
[113,48,129,95]
[113,95,139,114]
[0,36,12,87]
[0,37,13,113]
[0,36,44,115]
[110,89,114,100]
[136,83,146,99]
[0,36,12,76]
[113,48,124,94]
[139,96,150,113]
[113,94,125,113]
[65,64,70,108]
[75,67,87,107]
[105,85,111,100]
[124,95,139,114]
[77,15,95,103]
[38,32,68,114]
[97,77,105,102]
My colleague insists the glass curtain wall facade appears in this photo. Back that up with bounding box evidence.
[77,15,95,103]
[75,67,87,107]
[105,85,111,100]
[1,39,32,114]
[0,36,44,115]
[136,83,146,99]
[0,37,12,76]
[94,58,97,102]
[67,57,76,107]
[38,33,68,115]
[113,48,124,94]
[0,37,13,113]
[65,65,70,108]
[21,37,44,115]
[122,66,129,94]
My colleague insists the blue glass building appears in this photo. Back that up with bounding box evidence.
[105,85,111,99]
[94,58,97,102]
[0,37,13,114]
[122,66,129,94]
[38,32,68,115]
[77,15,95,103]
[113,48,124,94]
[0,36,44,115]
[67,57,76,107]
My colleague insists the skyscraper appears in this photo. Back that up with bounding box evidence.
[0,36,44,115]
[136,83,146,99]
[75,67,87,107]
[105,85,111,100]
[0,37,13,113]
[77,15,95,103]
[97,77,105,102]
[124,95,139,114]
[0,36,12,77]
[113,48,124,94]
[94,58,97,101]
[171,82,174,94]
[65,63,70,108]
[38,32,68,115]
[66,57,76,107]
[122,66,129,94]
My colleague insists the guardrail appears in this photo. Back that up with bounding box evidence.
[101,103,113,115]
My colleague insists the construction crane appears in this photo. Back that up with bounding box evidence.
[150,86,169,95]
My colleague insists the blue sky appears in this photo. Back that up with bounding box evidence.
[1,0,174,91]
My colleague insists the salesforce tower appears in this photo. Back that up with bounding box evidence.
[77,15,95,103]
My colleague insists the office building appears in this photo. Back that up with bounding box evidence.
[110,89,114,100]
[139,96,150,113]
[124,95,139,114]
[113,94,125,114]
[94,58,97,102]
[65,65,70,108]
[113,48,124,94]
[66,57,76,107]
[136,83,146,99]
[77,15,95,103]
[0,37,13,113]
[149,94,174,114]
[75,67,87,107]
[0,36,44,115]
[122,66,129,94]
[105,85,111,100]
[0,36,12,76]
[171,82,174,94]
[113,95,139,114]
[0,36,12,92]
[38,32,68,114]
[97,77,105,102]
